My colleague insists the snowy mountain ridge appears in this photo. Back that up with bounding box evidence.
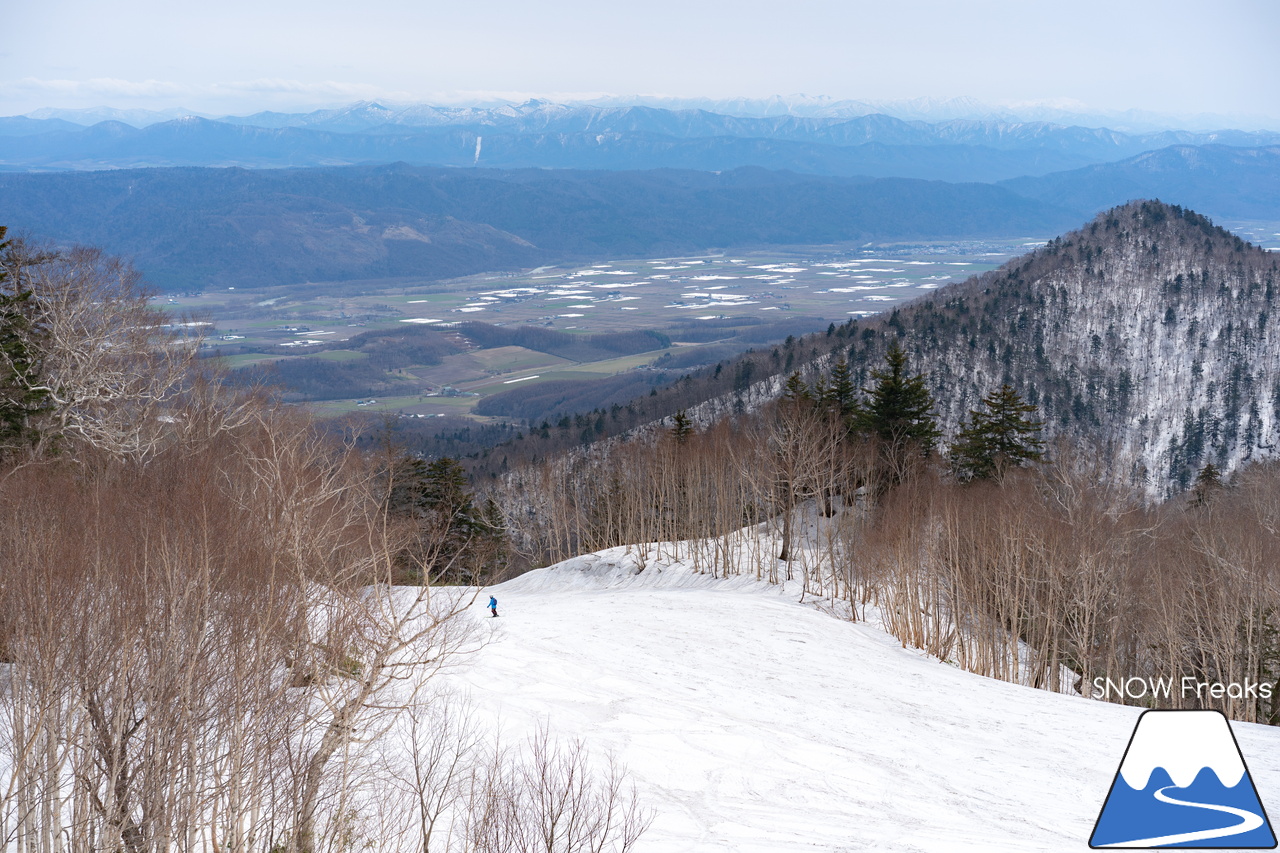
[674,201,1280,496]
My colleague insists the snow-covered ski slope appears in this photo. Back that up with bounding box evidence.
[448,547,1280,852]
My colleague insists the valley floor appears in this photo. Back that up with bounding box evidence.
[448,553,1280,852]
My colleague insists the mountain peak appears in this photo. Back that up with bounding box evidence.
[832,200,1279,495]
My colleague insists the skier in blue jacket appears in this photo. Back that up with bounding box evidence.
[488,595,498,618]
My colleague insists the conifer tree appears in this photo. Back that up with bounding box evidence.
[949,384,1045,482]
[0,227,52,453]
[670,410,693,444]
[1191,462,1224,506]
[782,371,811,403]
[826,358,858,419]
[855,342,940,457]
[386,455,507,582]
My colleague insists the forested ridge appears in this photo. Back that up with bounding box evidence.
[473,201,1280,498]
[0,164,1079,290]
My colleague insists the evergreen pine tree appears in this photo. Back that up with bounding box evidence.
[778,371,808,404]
[385,455,507,583]
[670,410,694,444]
[0,228,52,453]
[855,342,940,456]
[1191,462,1224,506]
[949,384,1045,482]
[827,358,859,419]
[782,371,811,402]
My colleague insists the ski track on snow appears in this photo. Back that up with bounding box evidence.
[441,555,1280,852]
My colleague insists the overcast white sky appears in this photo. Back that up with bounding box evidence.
[4,0,1279,125]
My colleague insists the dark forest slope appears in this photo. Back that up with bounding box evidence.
[0,164,1077,290]
[1001,145,1280,220]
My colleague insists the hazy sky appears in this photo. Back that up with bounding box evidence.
[4,0,1279,124]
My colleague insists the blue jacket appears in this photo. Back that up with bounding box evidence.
[488,596,497,609]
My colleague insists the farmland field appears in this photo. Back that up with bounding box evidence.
[190,237,1045,421]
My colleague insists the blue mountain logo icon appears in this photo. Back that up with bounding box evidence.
[1091,710,1276,848]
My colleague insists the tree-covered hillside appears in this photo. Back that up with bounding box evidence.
[469,202,1280,498]
[0,164,1079,290]
[826,200,1280,494]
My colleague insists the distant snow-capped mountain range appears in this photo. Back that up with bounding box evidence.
[5,99,1279,187]
[17,95,1279,134]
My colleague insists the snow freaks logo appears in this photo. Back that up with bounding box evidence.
[1090,710,1277,848]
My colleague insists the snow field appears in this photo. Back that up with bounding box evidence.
[443,550,1280,852]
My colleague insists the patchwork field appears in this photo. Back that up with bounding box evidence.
[187,238,1045,420]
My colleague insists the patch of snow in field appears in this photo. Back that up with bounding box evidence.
[502,375,540,384]
[481,288,545,297]
[691,275,740,281]
[399,318,441,324]
[557,313,585,318]
[862,295,896,302]
[406,299,430,303]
